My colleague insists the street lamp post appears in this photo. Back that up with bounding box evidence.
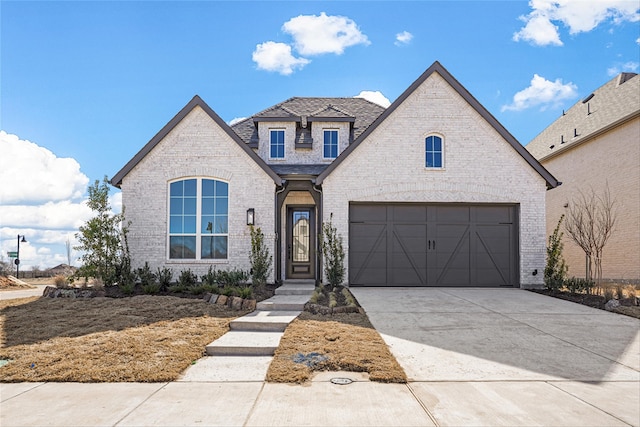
[16,235,26,279]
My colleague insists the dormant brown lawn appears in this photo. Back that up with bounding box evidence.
[0,296,243,382]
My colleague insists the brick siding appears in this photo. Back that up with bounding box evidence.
[120,106,276,281]
[322,72,548,288]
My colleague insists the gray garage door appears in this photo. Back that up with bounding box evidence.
[349,204,518,287]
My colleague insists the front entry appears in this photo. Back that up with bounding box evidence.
[286,206,315,279]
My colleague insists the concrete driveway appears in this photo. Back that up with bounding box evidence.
[351,287,640,426]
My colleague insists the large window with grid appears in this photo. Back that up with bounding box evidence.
[169,178,228,259]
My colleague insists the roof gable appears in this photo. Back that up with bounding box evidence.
[111,95,282,187]
[316,61,559,189]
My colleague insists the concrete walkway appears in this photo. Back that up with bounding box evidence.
[179,280,314,381]
[1,288,639,426]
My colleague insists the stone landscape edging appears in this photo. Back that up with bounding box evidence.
[41,286,256,311]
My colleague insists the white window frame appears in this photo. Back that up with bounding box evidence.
[425,133,445,169]
[167,177,229,261]
[269,129,286,160]
[323,129,339,159]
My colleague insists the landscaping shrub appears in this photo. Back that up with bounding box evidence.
[603,287,615,302]
[321,213,345,288]
[249,225,272,287]
[238,287,253,299]
[564,277,594,294]
[201,266,219,287]
[545,215,568,292]
[53,275,67,288]
[157,267,173,291]
[168,283,186,293]
[177,269,198,288]
[136,262,159,294]
[221,286,238,297]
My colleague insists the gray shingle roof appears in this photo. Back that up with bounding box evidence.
[230,97,385,144]
[526,73,640,161]
[269,164,330,176]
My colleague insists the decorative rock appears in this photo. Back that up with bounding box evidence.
[216,295,228,306]
[202,292,212,301]
[241,299,256,311]
[230,296,243,310]
[605,299,620,311]
[209,294,219,304]
[43,286,58,298]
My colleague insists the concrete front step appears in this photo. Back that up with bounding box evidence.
[275,284,316,296]
[206,331,283,356]
[257,294,310,311]
[230,310,301,332]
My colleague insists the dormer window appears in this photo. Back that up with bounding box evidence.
[323,130,338,159]
[270,130,285,159]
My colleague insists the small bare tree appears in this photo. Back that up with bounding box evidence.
[563,186,616,284]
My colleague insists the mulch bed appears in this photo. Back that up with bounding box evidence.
[530,289,640,319]
[266,286,407,384]
[41,283,276,302]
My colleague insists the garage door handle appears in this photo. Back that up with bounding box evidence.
[428,240,431,250]
[433,240,436,250]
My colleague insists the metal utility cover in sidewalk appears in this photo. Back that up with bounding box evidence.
[349,203,519,287]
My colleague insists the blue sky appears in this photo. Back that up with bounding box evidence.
[1,1,639,270]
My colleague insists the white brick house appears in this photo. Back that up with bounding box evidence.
[112,61,558,288]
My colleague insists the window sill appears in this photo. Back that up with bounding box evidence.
[296,143,313,149]
[166,260,229,264]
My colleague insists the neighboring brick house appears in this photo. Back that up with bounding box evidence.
[526,73,640,283]
[112,61,558,288]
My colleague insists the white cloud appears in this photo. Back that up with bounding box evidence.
[282,12,370,56]
[0,131,96,270]
[607,61,640,75]
[395,31,414,46]
[514,0,640,46]
[637,36,640,44]
[0,131,89,204]
[252,41,310,75]
[354,91,391,108]
[1,201,91,230]
[514,12,563,46]
[501,74,578,112]
[228,117,247,126]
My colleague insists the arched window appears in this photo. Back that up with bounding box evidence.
[425,135,443,168]
[169,178,228,259]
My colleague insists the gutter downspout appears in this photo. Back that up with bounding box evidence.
[274,181,287,285]
[311,182,323,286]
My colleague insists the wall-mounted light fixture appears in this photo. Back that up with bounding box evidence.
[246,208,255,226]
